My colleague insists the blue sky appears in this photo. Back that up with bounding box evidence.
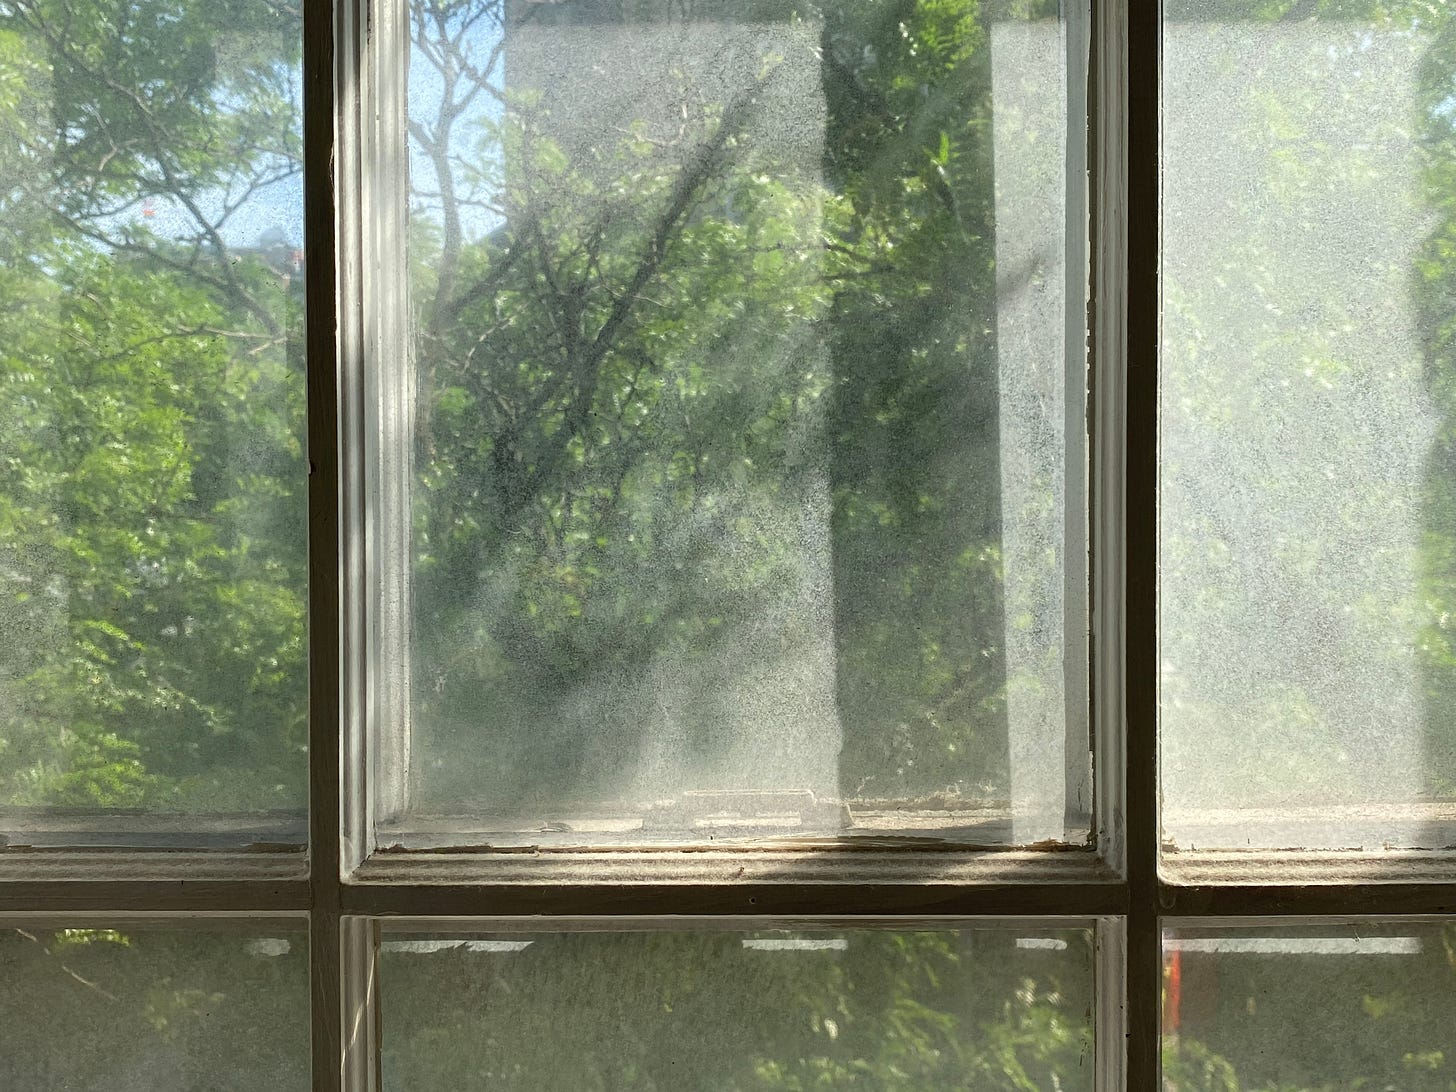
[130,11,505,252]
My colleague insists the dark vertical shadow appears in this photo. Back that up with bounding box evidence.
[822,0,1011,825]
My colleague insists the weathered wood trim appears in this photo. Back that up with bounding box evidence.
[0,880,311,912]
[0,850,307,885]
[341,916,382,1092]
[343,881,1127,919]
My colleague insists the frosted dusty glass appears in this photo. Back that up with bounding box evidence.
[1162,923,1456,1090]
[0,921,310,1090]
[397,0,1084,847]
[1160,16,1453,849]
[0,3,308,843]
[379,924,1095,1090]
[993,20,1088,844]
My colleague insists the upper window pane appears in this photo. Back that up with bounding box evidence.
[386,0,1087,848]
[1159,2,1456,850]
[0,0,307,846]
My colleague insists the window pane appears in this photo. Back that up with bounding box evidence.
[0,1,308,844]
[1163,922,1456,1090]
[1159,4,1456,849]
[380,922,1096,1089]
[391,0,1086,847]
[0,919,309,1089]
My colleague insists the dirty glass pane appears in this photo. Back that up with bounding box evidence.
[0,1,308,846]
[0,920,309,1089]
[395,0,1086,847]
[1159,3,1456,850]
[380,922,1096,1090]
[1162,922,1456,1089]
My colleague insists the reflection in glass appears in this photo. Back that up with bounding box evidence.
[0,921,310,1089]
[380,923,1096,1090]
[398,0,1084,846]
[1160,3,1456,849]
[1162,923,1456,1090]
[0,1,308,840]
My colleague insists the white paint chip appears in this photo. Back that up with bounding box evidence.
[742,938,848,952]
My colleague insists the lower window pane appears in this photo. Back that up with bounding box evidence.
[1163,922,1456,1089]
[0,918,309,1089]
[379,921,1096,1090]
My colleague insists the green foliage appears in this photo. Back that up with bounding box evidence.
[1164,1038,1244,1092]
[0,926,310,1088]
[5,0,1456,1084]
[0,244,307,808]
[406,0,1017,810]
[1159,0,1456,806]
[0,0,307,810]
[383,929,1096,1090]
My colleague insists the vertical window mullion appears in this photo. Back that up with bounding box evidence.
[1092,0,1130,884]
[1095,915,1130,1088]
[305,0,345,1086]
[1090,0,1135,1084]
[1124,0,1162,1086]
[341,916,383,1091]
[1065,0,1096,844]
[367,0,415,835]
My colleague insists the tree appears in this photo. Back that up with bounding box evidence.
[0,0,307,811]
[404,0,1026,816]
[381,926,1096,1090]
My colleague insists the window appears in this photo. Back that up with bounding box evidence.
[375,0,1089,852]
[2,0,1454,1087]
